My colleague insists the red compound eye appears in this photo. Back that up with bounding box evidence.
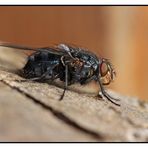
[100,61,109,77]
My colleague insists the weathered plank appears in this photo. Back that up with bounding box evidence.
[0,69,148,142]
[0,81,97,142]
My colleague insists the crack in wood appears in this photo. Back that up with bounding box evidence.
[0,79,104,141]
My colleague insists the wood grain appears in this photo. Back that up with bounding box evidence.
[0,69,148,142]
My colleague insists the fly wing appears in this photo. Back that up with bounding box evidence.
[0,44,27,72]
[0,42,66,56]
[0,42,36,51]
[0,42,68,72]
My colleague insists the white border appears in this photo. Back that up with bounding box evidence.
[1,143,148,148]
[0,0,148,5]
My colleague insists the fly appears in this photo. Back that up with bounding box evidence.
[0,43,120,106]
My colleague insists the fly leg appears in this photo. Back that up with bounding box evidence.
[18,64,58,83]
[97,78,120,106]
[80,75,96,85]
[16,72,52,83]
[15,78,38,83]
[59,65,68,100]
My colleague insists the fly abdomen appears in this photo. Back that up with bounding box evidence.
[23,51,61,79]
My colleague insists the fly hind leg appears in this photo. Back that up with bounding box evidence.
[17,64,58,83]
[59,65,68,100]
